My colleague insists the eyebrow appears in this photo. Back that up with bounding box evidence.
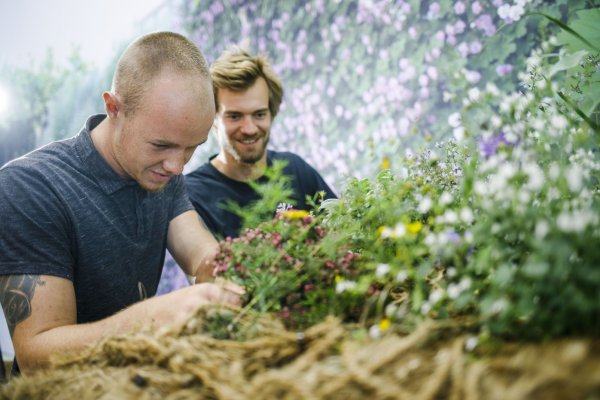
[151,138,208,148]
[223,108,269,115]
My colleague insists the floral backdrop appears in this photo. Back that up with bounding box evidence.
[177,0,586,191]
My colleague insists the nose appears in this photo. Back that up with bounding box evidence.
[240,116,258,134]
[162,152,185,175]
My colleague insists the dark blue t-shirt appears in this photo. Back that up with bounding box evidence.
[0,114,193,324]
[185,150,337,239]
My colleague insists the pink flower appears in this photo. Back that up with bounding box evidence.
[454,1,466,15]
[469,41,483,54]
[496,64,513,76]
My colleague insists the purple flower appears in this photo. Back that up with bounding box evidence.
[435,30,446,42]
[454,1,466,14]
[474,14,497,36]
[496,64,513,76]
[465,70,481,84]
[478,131,512,158]
[457,42,470,57]
[429,2,440,15]
[472,1,483,15]
[470,41,483,54]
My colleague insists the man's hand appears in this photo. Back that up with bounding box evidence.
[141,280,244,327]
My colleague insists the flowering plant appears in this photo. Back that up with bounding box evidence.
[320,10,600,340]
[213,209,365,330]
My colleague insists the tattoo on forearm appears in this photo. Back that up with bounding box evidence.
[0,275,46,336]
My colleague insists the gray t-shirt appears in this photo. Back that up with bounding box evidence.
[0,114,193,323]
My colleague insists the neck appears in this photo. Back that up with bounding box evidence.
[211,152,267,182]
[90,117,124,176]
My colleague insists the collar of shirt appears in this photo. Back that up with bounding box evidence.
[74,114,139,195]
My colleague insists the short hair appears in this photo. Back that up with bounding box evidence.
[112,31,210,116]
[210,47,284,119]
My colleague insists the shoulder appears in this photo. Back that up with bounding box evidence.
[2,139,78,177]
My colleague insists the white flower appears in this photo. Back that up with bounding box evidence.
[550,114,568,130]
[524,163,545,191]
[453,127,465,141]
[497,4,511,19]
[474,181,488,196]
[490,298,508,314]
[446,267,457,277]
[566,165,583,193]
[396,270,408,282]
[440,191,453,206]
[441,210,459,224]
[448,112,462,128]
[464,230,474,243]
[369,324,382,339]
[535,220,549,239]
[508,4,525,21]
[375,263,390,277]
[459,277,472,291]
[460,207,474,224]
[385,303,398,317]
[490,115,502,128]
[465,336,479,352]
[485,82,500,96]
[419,196,433,214]
[429,289,444,304]
[420,302,432,315]
[468,87,481,101]
[380,226,393,239]
[447,283,461,299]
[530,118,545,131]
[393,222,406,237]
[336,280,357,293]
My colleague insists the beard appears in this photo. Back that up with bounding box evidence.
[219,130,270,165]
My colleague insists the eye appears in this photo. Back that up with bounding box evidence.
[151,143,169,149]
[255,111,268,119]
[226,113,241,121]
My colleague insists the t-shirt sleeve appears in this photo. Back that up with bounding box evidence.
[0,165,74,279]
[168,174,194,221]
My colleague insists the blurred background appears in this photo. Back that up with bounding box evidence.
[2,0,576,192]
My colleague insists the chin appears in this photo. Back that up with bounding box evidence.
[139,180,168,193]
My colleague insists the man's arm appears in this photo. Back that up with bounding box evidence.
[0,273,240,375]
[167,209,219,283]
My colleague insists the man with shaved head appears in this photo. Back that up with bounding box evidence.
[0,32,241,376]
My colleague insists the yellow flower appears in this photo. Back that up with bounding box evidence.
[407,221,423,234]
[380,156,390,170]
[282,209,310,219]
[379,318,391,332]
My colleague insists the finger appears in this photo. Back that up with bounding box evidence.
[214,277,245,296]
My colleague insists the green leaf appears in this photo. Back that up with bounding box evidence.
[529,11,600,52]
[556,9,600,53]
[546,49,588,78]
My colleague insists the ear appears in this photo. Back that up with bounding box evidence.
[102,91,120,119]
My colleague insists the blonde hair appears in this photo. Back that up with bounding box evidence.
[112,31,210,116]
[210,46,284,119]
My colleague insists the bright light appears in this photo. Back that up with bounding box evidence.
[0,83,10,124]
